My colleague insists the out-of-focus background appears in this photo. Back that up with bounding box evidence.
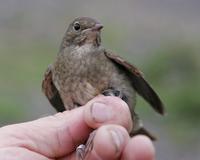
[0,0,199,159]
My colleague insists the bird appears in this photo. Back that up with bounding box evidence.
[42,16,165,143]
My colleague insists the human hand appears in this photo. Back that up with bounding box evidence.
[0,96,155,160]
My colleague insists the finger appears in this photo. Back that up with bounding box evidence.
[86,125,130,160]
[60,125,130,160]
[0,96,132,159]
[121,135,155,160]
[84,96,133,132]
[0,147,52,160]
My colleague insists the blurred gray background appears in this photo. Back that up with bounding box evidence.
[0,0,200,159]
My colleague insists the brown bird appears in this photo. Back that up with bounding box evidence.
[42,17,165,141]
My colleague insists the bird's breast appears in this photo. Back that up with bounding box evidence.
[52,48,113,106]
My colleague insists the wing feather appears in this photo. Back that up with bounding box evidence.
[105,51,165,115]
[42,65,65,112]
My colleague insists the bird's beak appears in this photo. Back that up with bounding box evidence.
[92,23,104,31]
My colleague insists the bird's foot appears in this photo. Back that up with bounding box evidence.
[76,144,85,160]
[102,88,128,103]
[76,130,96,160]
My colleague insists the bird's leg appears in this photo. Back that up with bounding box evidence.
[76,130,96,160]
[102,88,128,103]
[102,89,156,140]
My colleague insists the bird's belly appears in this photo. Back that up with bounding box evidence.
[57,73,110,108]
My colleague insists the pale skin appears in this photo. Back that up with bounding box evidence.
[0,96,155,160]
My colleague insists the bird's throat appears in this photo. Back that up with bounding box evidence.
[69,43,102,60]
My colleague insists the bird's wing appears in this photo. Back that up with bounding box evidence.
[42,65,65,112]
[104,50,165,115]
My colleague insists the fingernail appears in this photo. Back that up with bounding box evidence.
[91,102,113,123]
[109,129,124,153]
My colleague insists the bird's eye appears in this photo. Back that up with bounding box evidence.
[73,22,81,31]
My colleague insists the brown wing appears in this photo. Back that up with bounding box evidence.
[42,65,65,112]
[104,50,165,115]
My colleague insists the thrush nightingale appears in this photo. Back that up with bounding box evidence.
[42,17,165,147]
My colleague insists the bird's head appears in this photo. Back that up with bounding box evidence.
[60,17,103,51]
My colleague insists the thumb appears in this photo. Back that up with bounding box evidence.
[0,106,89,158]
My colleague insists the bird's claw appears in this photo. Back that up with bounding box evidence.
[76,144,86,160]
[102,88,128,103]
[76,131,96,160]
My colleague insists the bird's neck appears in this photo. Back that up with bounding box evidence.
[73,43,96,57]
